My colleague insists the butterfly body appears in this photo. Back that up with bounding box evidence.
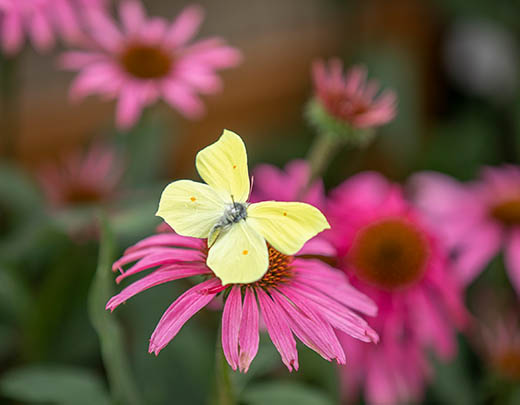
[208,202,249,247]
[157,130,330,284]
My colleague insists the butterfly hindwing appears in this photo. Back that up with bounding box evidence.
[207,220,268,284]
[247,201,330,255]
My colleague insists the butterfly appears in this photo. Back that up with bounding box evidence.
[156,130,330,285]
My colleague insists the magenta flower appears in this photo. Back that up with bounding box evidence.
[250,160,324,208]
[412,166,520,296]
[107,229,378,372]
[107,162,378,372]
[0,0,107,54]
[311,59,397,130]
[327,172,468,405]
[61,0,241,129]
[38,141,122,208]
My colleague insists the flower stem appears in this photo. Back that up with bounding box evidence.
[0,55,21,161]
[299,132,343,199]
[214,326,235,405]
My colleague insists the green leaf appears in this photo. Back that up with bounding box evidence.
[429,353,478,405]
[0,265,32,323]
[0,365,110,405]
[242,381,335,405]
[88,215,142,405]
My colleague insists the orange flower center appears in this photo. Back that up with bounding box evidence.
[490,197,520,226]
[495,348,520,381]
[348,219,429,290]
[120,44,172,79]
[249,246,293,289]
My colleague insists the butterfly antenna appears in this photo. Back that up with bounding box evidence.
[231,194,236,206]
[250,176,255,197]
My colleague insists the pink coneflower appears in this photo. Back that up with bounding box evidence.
[106,228,378,372]
[412,166,520,296]
[250,160,324,208]
[61,0,241,129]
[0,0,107,54]
[327,172,468,405]
[311,59,397,130]
[38,141,122,208]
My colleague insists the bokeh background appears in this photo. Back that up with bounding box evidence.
[1,0,520,404]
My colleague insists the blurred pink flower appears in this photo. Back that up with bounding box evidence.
[412,166,520,296]
[0,0,107,54]
[107,226,378,373]
[480,313,520,382]
[38,141,122,208]
[327,172,468,405]
[250,160,324,208]
[61,0,242,129]
[312,59,397,129]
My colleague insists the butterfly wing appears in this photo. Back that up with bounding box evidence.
[195,129,250,203]
[247,201,330,255]
[207,220,268,285]
[156,179,226,238]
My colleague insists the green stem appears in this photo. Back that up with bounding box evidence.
[214,326,235,405]
[298,132,343,200]
[88,215,143,405]
[0,55,21,161]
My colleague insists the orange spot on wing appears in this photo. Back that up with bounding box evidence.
[242,250,248,255]
[233,165,237,169]
[190,197,196,202]
[283,212,287,216]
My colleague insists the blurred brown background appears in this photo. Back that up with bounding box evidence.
[10,0,441,177]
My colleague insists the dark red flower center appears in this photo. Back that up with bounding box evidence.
[348,218,429,290]
[120,44,172,79]
[490,197,520,226]
[63,184,105,205]
[495,348,520,381]
[249,246,293,289]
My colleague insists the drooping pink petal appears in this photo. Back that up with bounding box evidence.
[149,278,220,355]
[272,290,345,364]
[29,10,55,52]
[68,62,120,101]
[139,18,167,43]
[164,5,204,47]
[295,237,335,256]
[294,260,377,316]
[182,41,242,69]
[283,282,377,343]
[256,289,299,372]
[505,229,520,296]
[119,0,146,35]
[330,171,391,212]
[162,81,204,119]
[238,288,259,373]
[454,221,502,285]
[411,289,455,359]
[106,264,210,311]
[124,233,205,253]
[365,355,398,405]
[2,11,23,54]
[175,66,223,94]
[84,7,123,52]
[116,84,144,129]
[113,248,205,281]
[221,286,242,371]
[60,51,107,69]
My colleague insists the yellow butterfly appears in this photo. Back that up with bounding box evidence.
[156,130,330,285]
